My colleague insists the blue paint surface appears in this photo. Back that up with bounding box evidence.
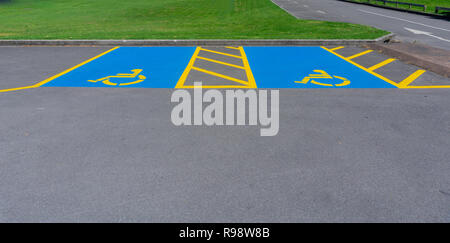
[244,47,395,88]
[43,46,395,89]
[43,47,195,88]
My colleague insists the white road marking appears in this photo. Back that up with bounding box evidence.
[358,9,450,32]
[317,10,326,14]
[304,5,309,8]
[405,27,450,42]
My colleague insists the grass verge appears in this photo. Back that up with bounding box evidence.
[0,0,388,40]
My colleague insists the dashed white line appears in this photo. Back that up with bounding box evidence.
[317,10,326,14]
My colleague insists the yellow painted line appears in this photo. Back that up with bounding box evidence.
[182,85,253,89]
[0,46,120,93]
[368,58,396,71]
[119,79,144,86]
[398,70,426,88]
[239,47,257,88]
[311,80,333,87]
[225,46,240,50]
[199,48,243,59]
[0,85,39,93]
[321,46,400,88]
[196,56,245,70]
[329,46,345,51]
[191,67,249,86]
[175,47,202,89]
[404,85,450,89]
[347,50,373,60]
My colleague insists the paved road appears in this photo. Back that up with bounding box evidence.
[273,0,450,50]
[1,47,450,222]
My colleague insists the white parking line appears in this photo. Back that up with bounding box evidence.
[358,9,450,32]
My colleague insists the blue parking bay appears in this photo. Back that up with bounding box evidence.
[244,47,395,88]
[42,46,395,89]
[43,47,195,88]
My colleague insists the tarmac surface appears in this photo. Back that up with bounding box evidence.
[1,46,450,222]
[273,0,450,50]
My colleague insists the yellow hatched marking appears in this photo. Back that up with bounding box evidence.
[175,47,202,89]
[0,46,120,93]
[191,67,249,86]
[199,48,243,59]
[347,50,373,60]
[368,58,396,71]
[323,47,449,89]
[176,46,256,89]
[321,47,400,88]
[398,70,426,88]
[225,46,240,50]
[329,46,345,51]
[196,56,245,70]
[239,47,257,88]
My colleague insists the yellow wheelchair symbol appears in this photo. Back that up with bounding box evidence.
[295,70,350,87]
[88,69,146,86]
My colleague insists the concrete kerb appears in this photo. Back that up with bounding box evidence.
[0,34,395,46]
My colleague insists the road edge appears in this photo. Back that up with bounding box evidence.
[339,0,449,19]
[0,34,395,46]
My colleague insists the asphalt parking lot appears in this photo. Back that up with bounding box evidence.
[1,46,450,222]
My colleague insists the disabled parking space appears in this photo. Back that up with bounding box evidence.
[2,45,450,93]
[245,46,395,88]
[42,47,196,89]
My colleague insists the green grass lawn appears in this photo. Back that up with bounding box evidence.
[355,0,450,14]
[0,0,387,40]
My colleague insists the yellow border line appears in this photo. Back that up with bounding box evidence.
[0,86,40,93]
[225,46,240,50]
[404,85,450,89]
[0,46,120,93]
[347,50,373,60]
[329,46,345,51]
[398,70,426,88]
[182,85,252,89]
[239,47,257,88]
[368,58,396,71]
[191,67,249,86]
[199,48,243,59]
[196,56,245,70]
[175,46,201,89]
[321,46,400,88]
